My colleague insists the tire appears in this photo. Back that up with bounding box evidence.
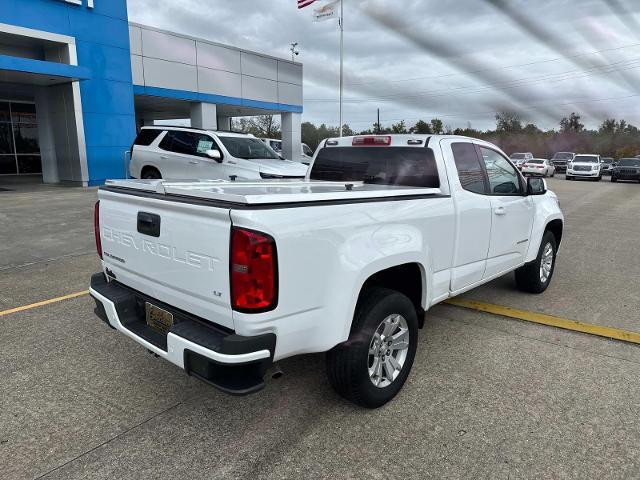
[141,167,161,179]
[611,176,617,182]
[514,231,557,294]
[565,175,572,181]
[551,171,555,178]
[326,287,418,408]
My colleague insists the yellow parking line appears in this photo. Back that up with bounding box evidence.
[2,289,639,346]
[0,290,89,317]
[445,297,640,345]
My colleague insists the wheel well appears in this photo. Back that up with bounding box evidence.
[359,263,425,326]
[545,219,563,246]
[141,165,160,177]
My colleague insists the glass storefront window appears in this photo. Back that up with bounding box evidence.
[17,155,42,174]
[0,102,41,175]
[0,102,10,123]
[11,103,37,123]
[14,124,40,154]
[0,124,14,155]
[0,155,17,174]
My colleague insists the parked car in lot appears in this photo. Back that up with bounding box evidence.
[610,158,640,182]
[600,157,615,175]
[521,158,555,177]
[260,138,314,164]
[129,127,308,181]
[91,134,564,408]
[510,152,534,169]
[550,152,575,173]
[565,154,602,181]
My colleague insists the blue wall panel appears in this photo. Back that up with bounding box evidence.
[0,0,137,184]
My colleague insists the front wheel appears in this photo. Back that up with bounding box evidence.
[326,287,418,408]
[611,176,617,182]
[515,231,557,294]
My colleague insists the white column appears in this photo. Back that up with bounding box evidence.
[281,112,301,162]
[190,102,218,130]
[216,116,231,131]
[34,87,59,184]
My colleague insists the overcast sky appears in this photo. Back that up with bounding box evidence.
[128,0,640,131]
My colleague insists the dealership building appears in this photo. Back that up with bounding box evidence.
[0,0,303,185]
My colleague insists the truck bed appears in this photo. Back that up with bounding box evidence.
[103,179,444,206]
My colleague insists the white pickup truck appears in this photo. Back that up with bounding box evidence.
[90,134,564,408]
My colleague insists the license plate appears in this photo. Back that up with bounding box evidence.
[145,302,174,334]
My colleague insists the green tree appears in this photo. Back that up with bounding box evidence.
[495,111,523,133]
[560,113,584,133]
[430,118,444,134]
[391,120,407,134]
[411,120,432,134]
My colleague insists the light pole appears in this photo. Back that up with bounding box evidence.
[290,42,299,62]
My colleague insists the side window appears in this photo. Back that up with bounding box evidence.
[451,142,487,194]
[158,131,176,152]
[134,129,161,146]
[192,133,220,158]
[479,147,522,195]
[159,131,220,158]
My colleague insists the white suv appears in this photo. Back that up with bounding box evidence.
[565,154,602,181]
[129,127,308,181]
[260,138,315,164]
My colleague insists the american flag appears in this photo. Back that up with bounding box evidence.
[298,0,317,8]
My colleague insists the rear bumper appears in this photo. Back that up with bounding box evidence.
[90,273,275,395]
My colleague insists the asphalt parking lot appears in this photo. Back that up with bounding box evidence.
[2,176,640,479]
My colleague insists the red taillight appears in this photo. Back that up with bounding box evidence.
[230,227,277,312]
[94,200,102,259]
[352,135,391,146]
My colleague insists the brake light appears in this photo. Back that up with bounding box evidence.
[352,135,391,146]
[230,227,277,312]
[94,200,102,259]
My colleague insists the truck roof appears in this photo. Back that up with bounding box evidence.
[103,179,443,206]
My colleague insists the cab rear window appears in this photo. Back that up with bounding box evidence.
[310,146,440,188]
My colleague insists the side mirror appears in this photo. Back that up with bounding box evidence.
[206,149,222,162]
[527,177,547,195]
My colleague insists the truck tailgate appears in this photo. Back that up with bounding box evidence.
[97,189,234,330]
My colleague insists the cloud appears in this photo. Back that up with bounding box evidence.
[127,0,640,130]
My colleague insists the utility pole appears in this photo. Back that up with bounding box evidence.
[377,108,380,134]
[290,42,299,62]
[339,0,344,137]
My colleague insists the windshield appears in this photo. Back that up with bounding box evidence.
[310,146,440,187]
[219,137,281,160]
[303,144,313,156]
[528,160,544,164]
[510,153,526,159]
[552,152,573,160]
[573,155,599,163]
[618,158,640,167]
[601,158,613,164]
[269,140,282,152]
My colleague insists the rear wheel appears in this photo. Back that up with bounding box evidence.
[515,231,557,294]
[326,287,418,408]
[141,167,161,179]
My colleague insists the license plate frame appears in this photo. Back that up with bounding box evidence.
[145,302,174,335]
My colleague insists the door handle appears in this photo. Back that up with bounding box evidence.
[160,155,168,160]
[494,206,506,216]
[188,160,199,164]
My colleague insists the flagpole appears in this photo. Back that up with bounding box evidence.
[339,0,344,137]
